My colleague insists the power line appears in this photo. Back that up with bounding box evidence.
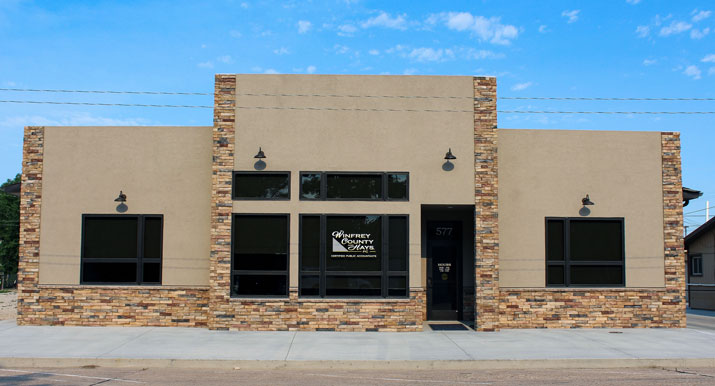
[684,206,715,215]
[500,97,715,101]
[0,88,211,96]
[2,100,715,114]
[0,100,212,109]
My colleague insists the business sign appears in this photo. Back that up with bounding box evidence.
[330,230,377,259]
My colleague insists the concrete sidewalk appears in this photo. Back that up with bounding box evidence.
[1,318,715,370]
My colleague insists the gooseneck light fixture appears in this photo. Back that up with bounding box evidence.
[254,147,266,159]
[444,148,456,160]
[582,194,594,206]
[114,191,127,203]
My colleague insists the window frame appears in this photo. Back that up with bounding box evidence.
[298,214,409,299]
[690,254,703,277]
[232,171,291,201]
[545,217,626,288]
[298,171,409,201]
[230,213,290,298]
[80,214,163,285]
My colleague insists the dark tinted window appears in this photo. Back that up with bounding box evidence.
[81,215,163,285]
[387,173,408,200]
[300,173,321,199]
[545,218,624,287]
[234,216,288,271]
[84,217,138,259]
[234,173,290,199]
[300,214,409,298]
[326,174,382,199]
[326,216,381,271]
[231,214,289,297]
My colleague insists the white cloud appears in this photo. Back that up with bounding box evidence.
[511,82,533,91]
[306,65,316,74]
[0,113,152,128]
[643,59,657,66]
[626,0,641,4]
[217,55,232,64]
[403,68,418,75]
[690,28,710,39]
[432,12,519,45]
[683,65,702,79]
[561,10,580,24]
[297,20,312,34]
[240,2,249,9]
[197,61,214,69]
[408,47,454,62]
[635,25,650,38]
[230,30,242,38]
[273,47,290,55]
[709,67,715,76]
[338,24,357,36]
[333,44,350,54]
[660,20,692,36]
[465,48,503,60]
[702,54,715,63]
[692,10,711,22]
[264,68,279,74]
[361,12,407,30]
[368,49,380,55]
[538,25,548,33]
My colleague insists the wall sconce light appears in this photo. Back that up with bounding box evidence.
[442,148,456,172]
[254,147,267,170]
[582,194,594,206]
[114,191,127,203]
[444,148,456,160]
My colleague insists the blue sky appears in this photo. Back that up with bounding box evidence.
[0,0,713,231]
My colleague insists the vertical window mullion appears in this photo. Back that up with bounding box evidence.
[320,173,327,200]
[382,215,388,298]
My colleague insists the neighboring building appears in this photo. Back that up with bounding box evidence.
[17,74,686,331]
[685,216,715,310]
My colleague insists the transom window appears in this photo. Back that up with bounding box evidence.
[546,218,625,287]
[300,214,409,298]
[233,172,290,200]
[231,214,289,297]
[81,214,162,285]
[299,172,408,201]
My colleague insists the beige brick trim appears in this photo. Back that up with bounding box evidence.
[473,77,499,331]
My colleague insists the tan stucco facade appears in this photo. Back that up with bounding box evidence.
[232,74,477,288]
[39,126,212,285]
[498,129,665,288]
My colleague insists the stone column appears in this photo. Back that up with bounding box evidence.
[17,126,44,325]
[473,77,500,331]
[209,75,237,329]
[661,132,686,327]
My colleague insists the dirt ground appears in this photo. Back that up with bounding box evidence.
[0,289,17,320]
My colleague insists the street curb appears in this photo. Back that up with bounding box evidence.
[1,357,714,370]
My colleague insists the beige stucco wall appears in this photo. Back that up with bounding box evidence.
[39,126,212,285]
[498,129,665,288]
[231,74,477,288]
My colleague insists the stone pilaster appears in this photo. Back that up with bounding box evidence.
[473,77,499,331]
[209,74,237,328]
[17,126,44,325]
[661,132,686,327]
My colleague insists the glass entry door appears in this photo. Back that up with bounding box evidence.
[427,221,462,321]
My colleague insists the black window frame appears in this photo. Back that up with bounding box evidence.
[690,254,703,277]
[299,172,409,201]
[545,217,625,287]
[80,214,163,285]
[231,213,290,298]
[232,171,291,201]
[298,214,409,299]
